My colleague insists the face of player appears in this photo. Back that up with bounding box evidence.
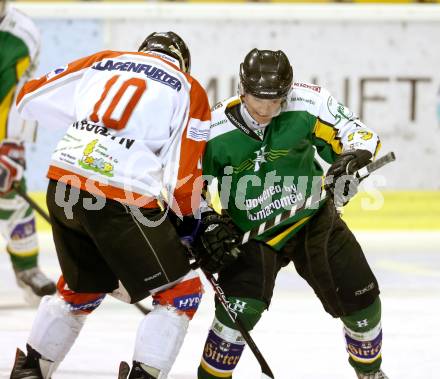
[242,93,283,124]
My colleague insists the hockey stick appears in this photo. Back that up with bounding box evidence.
[241,151,396,244]
[12,182,51,224]
[11,182,152,316]
[133,302,151,314]
[202,269,274,379]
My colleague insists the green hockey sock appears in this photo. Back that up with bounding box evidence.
[8,249,38,271]
[341,297,383,374]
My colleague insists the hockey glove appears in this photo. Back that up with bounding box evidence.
[168,212,203,252]
[0,140,26,168]
[192,212,243,274]
[0,140,26,194]
[0,155,24,194]
[325,149,372,207]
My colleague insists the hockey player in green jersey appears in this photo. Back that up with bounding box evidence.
[194,48,387,379]
[0,0,55,303]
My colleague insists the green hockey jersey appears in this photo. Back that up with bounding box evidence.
[203,82,381,250]
[0,6,39,140]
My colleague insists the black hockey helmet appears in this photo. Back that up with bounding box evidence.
[138,31,191,74]
[239,48,293,99]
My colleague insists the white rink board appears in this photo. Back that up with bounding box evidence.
[0,230,439,379]
[110,18,440,192]
[14,4,440,190]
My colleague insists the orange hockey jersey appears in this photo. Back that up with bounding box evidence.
[16,50,211,215]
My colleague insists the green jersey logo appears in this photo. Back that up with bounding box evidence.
[232,145,290,174]
[253,146,269,172]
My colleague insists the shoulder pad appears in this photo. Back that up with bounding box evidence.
[284,82,327,116]
[293,82,322,93]
[209,97,240,139]
[2,7,40,59]
[211,96,240,115]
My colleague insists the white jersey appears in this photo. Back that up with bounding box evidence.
[17,50,211,215]
[0,6,40,141]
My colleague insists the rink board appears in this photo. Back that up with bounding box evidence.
[28,191,440,232]
[11,2,440,193]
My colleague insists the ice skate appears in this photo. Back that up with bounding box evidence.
[10,345,56,379]
[10,348,43,379]
[356,369,389,379]
[15,267,56,305]
[117,361,157,379]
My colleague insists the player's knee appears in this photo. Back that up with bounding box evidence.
[341,296,382,372]
[57,275,105,314]
[217,296,266,331]
[152,270,203,320]
[198,297,266,378]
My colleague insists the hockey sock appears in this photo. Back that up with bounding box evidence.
[198,297,266,379]
[6,205,39,271]
[341,296,382,374]
[8,248,38,271]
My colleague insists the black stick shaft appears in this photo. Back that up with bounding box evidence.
[13,182,51,224]
[133,302,151,315]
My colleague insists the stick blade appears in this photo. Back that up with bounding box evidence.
[261,373,275,379]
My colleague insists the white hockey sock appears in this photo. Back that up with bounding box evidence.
[27,295,87,366]
[133,305,190,378]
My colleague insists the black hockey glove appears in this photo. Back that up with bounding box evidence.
[192,212,243,274]
[325,149,372,207]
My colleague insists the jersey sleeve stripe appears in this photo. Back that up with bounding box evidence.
[313,118,343,155]
[16,56,31,81]
[0,86,16,140]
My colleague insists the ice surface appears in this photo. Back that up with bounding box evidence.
[0,231,439,379]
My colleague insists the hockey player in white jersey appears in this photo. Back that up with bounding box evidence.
[0,0,56,303]
[10,31,211,379]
